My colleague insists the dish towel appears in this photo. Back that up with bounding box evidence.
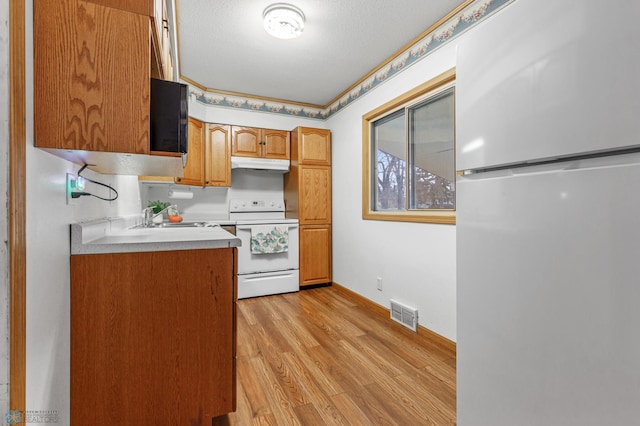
[250,225,289,254]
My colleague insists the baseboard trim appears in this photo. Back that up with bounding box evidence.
[331,282,456,354]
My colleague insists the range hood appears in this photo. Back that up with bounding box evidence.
[231,156,290,172]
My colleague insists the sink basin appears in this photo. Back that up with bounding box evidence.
[130,221,218,230]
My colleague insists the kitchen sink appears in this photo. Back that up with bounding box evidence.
[130,221,218,230]
[155,222,211,228]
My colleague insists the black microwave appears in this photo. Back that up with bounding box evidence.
[150,78,188,154]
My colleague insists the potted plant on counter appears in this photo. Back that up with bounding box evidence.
[147,200,170,223]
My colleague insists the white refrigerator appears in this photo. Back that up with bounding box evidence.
[456,0,640,425]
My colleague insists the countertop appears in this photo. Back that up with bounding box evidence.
[71,217,241,255]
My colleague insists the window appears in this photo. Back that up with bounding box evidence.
[362,69,456,224]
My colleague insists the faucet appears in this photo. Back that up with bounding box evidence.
[142,207,154,227]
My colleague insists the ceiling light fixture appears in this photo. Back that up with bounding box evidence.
[263,3,305,39]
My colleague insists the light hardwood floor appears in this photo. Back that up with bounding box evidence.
[213,286,456,425]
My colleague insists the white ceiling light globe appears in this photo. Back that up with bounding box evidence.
[263,4,305,39]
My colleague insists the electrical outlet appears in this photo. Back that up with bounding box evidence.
[66,173,76,205]
[377,277,383,291]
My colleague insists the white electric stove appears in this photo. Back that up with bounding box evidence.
[229,199,299,299]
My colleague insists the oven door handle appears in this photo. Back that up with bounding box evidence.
[236,224,299,231]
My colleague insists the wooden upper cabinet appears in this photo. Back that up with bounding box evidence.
[145,120,230,187]
[150,0,173,80]
[263,129,290,159]
[34,0,150,154]
[176,118,205,186]
[293,127,331,165]
[231,127,261,157]
[84,0,153,15]
[205,124,232,187]
[231,126,290,159]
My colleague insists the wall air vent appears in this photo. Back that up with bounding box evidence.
[390,299,418,332]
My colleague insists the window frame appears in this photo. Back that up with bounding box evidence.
[362,68,456,224]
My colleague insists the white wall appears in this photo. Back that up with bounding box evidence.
[327,41,463,342]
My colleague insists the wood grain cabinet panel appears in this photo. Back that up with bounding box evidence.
[232,126,290,159]
[300,225,332,285]
[285,126,332,287]
[300,166,332,224]
[294,127,331,165]
[263,129,291,159]
[84,0,152,15]
[231,126,261,157]
[205,123,232,186]
[71,248,237,425]
[34,0,150,154]
[144,119,231,187]
[176,117,205,185]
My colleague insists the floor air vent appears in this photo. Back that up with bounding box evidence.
[390,299,418,332]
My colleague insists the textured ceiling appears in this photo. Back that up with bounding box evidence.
[177,0,464,106]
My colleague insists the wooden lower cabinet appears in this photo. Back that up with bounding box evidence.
[299,225,332,286]
[71,248,237,425]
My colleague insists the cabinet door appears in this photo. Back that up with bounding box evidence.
[298,127,331,165]
[176,118,205,185]
[263,129,290,159]
[84,0,152,15]
[300,225,332,286]
[299,166,332,224]
[71,248,237,424]
[205,124,231,187]
[34,0,150,153]
[231,126,261,157]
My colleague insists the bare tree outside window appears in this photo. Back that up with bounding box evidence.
[376,150,405,210]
